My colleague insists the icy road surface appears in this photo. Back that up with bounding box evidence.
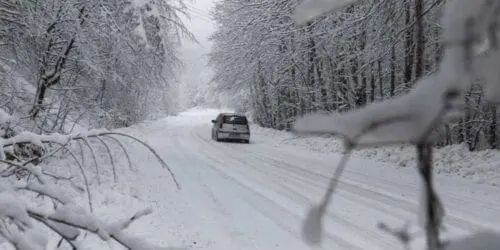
[93,109,500,249]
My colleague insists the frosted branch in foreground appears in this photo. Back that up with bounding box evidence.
[293,0,500,249]
[293,75,459,146]
[0,107,182,249]
[0,129,180,189]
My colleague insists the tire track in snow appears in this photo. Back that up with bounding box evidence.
[188,126,490,241]
[170,128,326,249]
[180,128,361,250]
[241,152,485,233]
[247,146,494,233]
[186,129,400,250]
[190,126,492,232]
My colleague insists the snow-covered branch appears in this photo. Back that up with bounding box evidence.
[291,0,500,249]
[0,107,180,249]
[0,129,180,189]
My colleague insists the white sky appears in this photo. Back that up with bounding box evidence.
[178,0,218,109]
[182,0,216,50]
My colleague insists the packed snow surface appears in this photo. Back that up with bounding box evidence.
[2,108,500,249]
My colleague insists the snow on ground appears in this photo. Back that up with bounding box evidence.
[251,125,500,186]
[2,108,500,250]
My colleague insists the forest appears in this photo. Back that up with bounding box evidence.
[209,0,498,151]
[0,1,190,248]
[2,0,500,249]
[0,0,190,132]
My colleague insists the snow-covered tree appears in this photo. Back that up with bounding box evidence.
[0,0,190,247]
[209,0,499,150]
[0,0,192,132]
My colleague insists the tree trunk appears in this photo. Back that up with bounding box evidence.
[414,0,425,80]
[404,2,414,84]
[30,6,87,119]
[489,105,497,149]
[377,60,384,100]
[307,21,317,113]
[390,44,396,96]
[369,65,375,103]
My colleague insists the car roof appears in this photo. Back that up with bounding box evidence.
[220,112,246,116]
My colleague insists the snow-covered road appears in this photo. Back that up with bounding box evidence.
[104,109,500,250]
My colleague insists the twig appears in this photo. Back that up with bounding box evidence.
[2,131,179,189]
[103,135,134,172]
[42,170,83,192]
[0,160,44,184]
[26,208,151,249]
[59,145,93,212]
[416,142,445,250]
[318,148,352,214]
[15,185,68,205]
[377,221,413,250]
[80,138,101,185]
[99,132,180,189]
[113,207,153,232]
[29,213,78,249]
[300,114,413,245]
[25,137,71,165]
[94,136,117,182]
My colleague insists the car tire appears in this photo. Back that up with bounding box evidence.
[244,139,250,144]
[215,131,221,142]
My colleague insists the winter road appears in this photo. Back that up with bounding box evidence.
[118,109,500,250]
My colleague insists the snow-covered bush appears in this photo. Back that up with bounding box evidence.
[293,0,500,249]
[0,109,179,249]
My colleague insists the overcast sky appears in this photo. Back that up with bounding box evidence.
[182,0,216,51]
[178,0,218,108]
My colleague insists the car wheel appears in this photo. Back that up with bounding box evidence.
[215,132,221,142]
[244,139,250,144]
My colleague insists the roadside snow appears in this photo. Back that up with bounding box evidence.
[251,125,500,186]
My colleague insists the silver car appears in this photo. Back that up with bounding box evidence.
[211,113,250,143]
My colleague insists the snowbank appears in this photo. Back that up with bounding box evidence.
[251,126,500,186]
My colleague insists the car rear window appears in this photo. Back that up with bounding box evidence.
[222,115,248,125]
